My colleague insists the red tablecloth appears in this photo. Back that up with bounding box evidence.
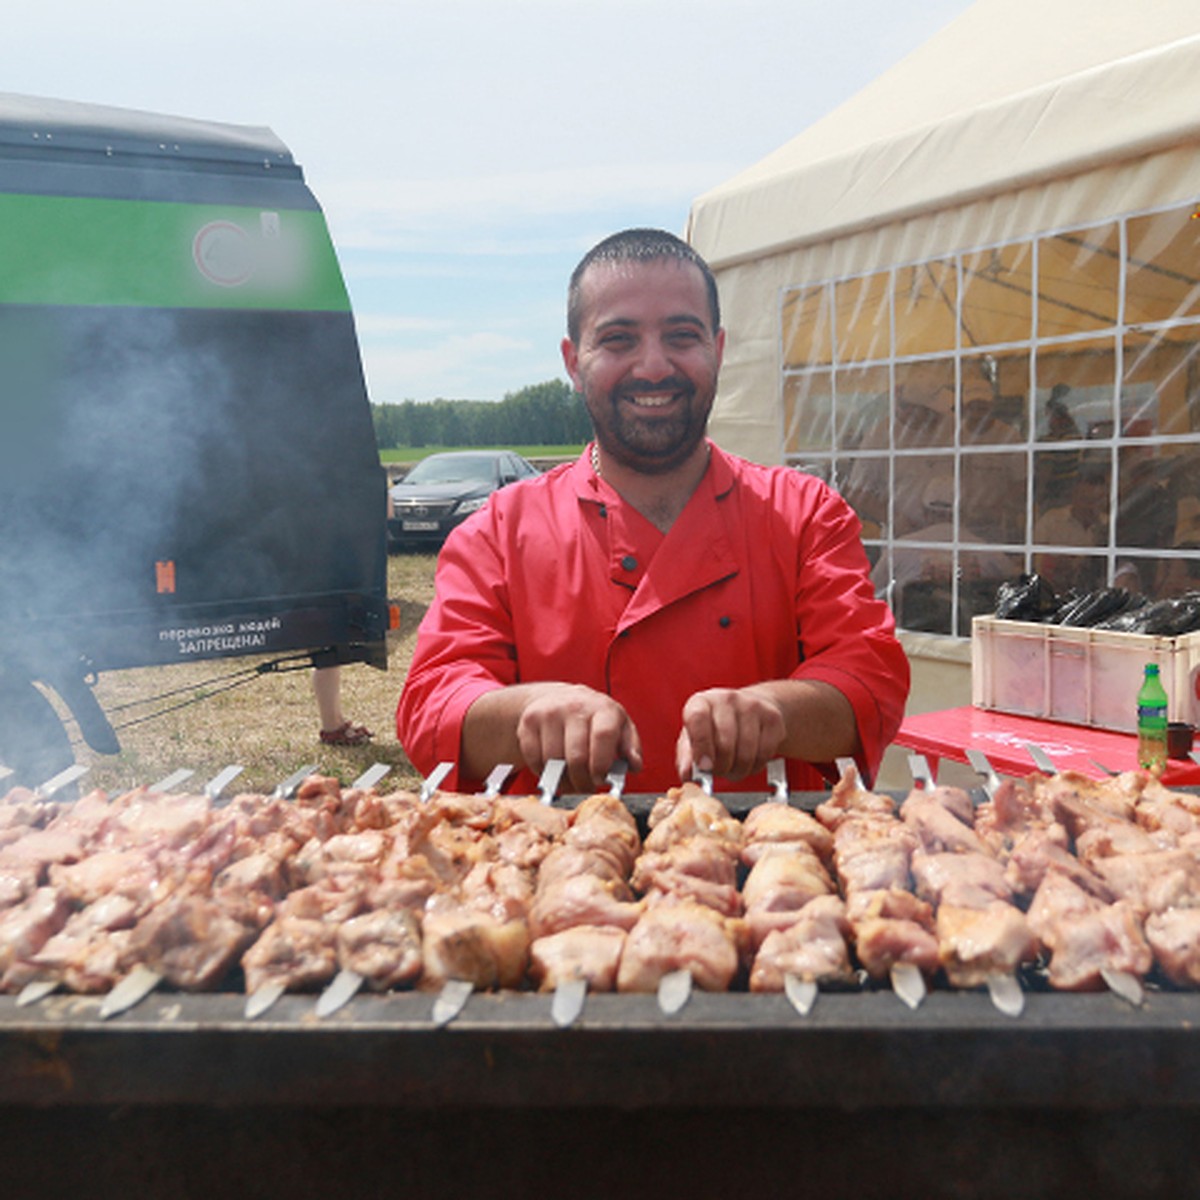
[894,705,1200,786]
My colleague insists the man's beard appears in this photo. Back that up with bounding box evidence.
[589,378,711,475]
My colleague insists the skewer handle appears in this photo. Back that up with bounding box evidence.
[657,968,693,1015]
[606,760,628,799]
[432,979,474,1026]
[890,962,926,1010]
[1101,968,1144,1008]
[315,969,365,1018]
[986,973,1025,1018]
[537,758,565,805]
[551,977,588,1028]
[245,980,287,1020]
[204,764,244,799]
[34,763,88,799]
[482,763,513,797]
[419,761,453,802]
[351,763,392,791]
[273,764,316,800]
[783,974,817,1015]
[766,758,788,802]
[907,754,935,790]
[99,964,162,1020]
[150,768,195,793]
[1025,743,1057,775]
[965,749,1000,799]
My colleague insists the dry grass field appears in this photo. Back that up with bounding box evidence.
[65,551,440,798]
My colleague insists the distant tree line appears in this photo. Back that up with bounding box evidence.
[372,380,593,449]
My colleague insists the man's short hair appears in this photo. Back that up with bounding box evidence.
[567,228,721,342]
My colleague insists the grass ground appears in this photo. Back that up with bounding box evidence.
[66,551,439,798]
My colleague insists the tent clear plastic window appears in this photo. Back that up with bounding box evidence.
[779,199,1200,636]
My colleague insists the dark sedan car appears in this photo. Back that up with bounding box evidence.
[387,449,542,550]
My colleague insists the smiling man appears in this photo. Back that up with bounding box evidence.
[396,229,909,796]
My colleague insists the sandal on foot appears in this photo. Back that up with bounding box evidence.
[319,721,374,747]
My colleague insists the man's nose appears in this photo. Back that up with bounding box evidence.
[632,336,673,379]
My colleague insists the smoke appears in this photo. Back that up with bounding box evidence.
[0,305,386,675]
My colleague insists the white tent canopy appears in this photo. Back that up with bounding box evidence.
[688,0,1200,466]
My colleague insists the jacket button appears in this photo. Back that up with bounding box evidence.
[598,504,607,518]
[718,615,732,628]
[621,555,638,571]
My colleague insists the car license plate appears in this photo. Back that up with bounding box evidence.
[402,520,440,532]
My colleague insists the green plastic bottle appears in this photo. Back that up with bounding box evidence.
[1137,662,1169,776]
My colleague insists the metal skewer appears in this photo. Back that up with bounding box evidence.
[907,754,935,790]
[890,962,927,1010]
[1100,967,1145,1008]
[244,767,324,1018]
[966,749,1001,798]
[351,763,392,791]
[986,973,1025,1018]
[691,767,713,796]
[835,756,859,787]
[419,761,453,802]
[316,759,389,1015]
[99,963,163,1020]
[1026,743,1057,775]
[783,974,818,1016]
[16,979,59,1006]
[606,760,628,799]
[766,758,788,803]
[537,758,565,806]
[315,968,365,1018]
[482,763,513,797]
[204,764,243,800]
[273,764,316,800]
[34,763,88,800]
[24,766,201,1009]
[548,758,624,1026]
[551,976,588,1028]
[150,768,195,793]
[657,967,693,1015]
[245,980,287,1020]
[432,978,474,1027]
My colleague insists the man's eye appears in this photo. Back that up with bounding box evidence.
[600,333,633,348]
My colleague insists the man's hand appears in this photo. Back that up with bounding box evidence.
[517,683,642,793]
[674,686,787,782]
[464,682,642,795]
[674,679,860,783]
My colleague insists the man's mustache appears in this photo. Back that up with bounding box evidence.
[614,377,695,399]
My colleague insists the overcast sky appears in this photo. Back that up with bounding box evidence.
[4,0,973,403]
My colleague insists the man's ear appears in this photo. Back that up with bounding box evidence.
[561,336,582,390]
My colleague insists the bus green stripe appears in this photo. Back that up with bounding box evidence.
[0,192,350,311]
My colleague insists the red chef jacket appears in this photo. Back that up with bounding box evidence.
[396,442,909,795]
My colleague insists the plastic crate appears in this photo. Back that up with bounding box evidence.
[971,615,1200,733]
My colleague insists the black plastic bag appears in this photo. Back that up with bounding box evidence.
[1055,587,1142,628]
[993,574,1060,622]
[1097,594,1200,636]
